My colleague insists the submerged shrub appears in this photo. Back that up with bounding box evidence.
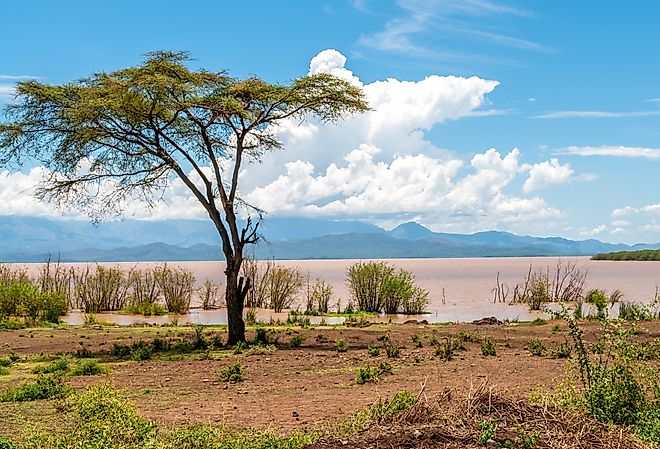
[346,261,429,314]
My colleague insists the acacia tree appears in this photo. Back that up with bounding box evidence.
[0,51,368,344]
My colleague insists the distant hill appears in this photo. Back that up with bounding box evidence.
[0,216,658,262]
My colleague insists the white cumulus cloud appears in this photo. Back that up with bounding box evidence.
[523,158,573,193]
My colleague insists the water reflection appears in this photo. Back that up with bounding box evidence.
[62,303,547,326]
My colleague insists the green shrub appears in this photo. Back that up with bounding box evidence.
[219,362,244,383]
[0,438,16,449]
[233,341,247,355]
[112,342,131,358]
[368,344,381,357]
[289,333,304,348]
[61,383,156,447]
[368,390,416,423]
[0,357,12,367]
[1,375,70,402]
[457,330,481,342]
[0,318,23,330]
[122,302,167,316]
[527,339,546,356]
[336,339,348,352]
[305,279,333,315]
[346,261,428,314]
[551,341,571,359]
[71,360,109,376]
[585,289,609,320]
[355,362,392,385]
[151,337,171,352]
[32,358,69,374]
[481,338,497,356]
[130,343,153,362]
[253,327,269,346]
[411,334,423,348]
[0,367,9,376]
[0,281,68,323]
[385,344,400,358]
[435,338,457,361]
[155,265,195,314]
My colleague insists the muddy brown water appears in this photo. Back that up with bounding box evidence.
[12,256,660,325]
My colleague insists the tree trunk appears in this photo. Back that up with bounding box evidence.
[225,262,250,345]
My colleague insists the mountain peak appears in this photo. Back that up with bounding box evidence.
[389,222,435,240]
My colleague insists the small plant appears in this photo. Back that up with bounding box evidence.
[376,334,390,342]
[336,339,348,352]
[192,324,209,350]
[0,367,9,376]
[368,344,381,357]
[530,318,547,326]
[289,333,304,348]
[435,338,455,361]
[551,324,561,333]
[0,357,12,367]
[478,419,497,444]
[411,334,423,348]
[129,341,152,361]
[253,327,269,346]
[385,344,400,358]
[0,438,15,449]
[355,362,392,385]
[457,330,481,342]
[244,308,258,325]
[518,429,540,449]
[219,362,244,383]
[70,359,109,376]
[481,338,497,356]
[551,341,572,359]
[527,339,546,357]
[233,340,247,355]
[75,347,94,358]
[355,366,379,385]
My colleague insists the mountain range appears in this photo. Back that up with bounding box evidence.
[0,216,657,262]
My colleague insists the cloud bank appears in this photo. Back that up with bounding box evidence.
[0,50,578,235]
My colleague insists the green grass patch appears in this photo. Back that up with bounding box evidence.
[0,375,70,402]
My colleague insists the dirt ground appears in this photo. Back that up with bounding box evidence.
[1,319,658,437]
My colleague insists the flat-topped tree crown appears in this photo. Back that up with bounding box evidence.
[0,50,368,344]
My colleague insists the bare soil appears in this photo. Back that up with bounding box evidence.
[1,319,658,438]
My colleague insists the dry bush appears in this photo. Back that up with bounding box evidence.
[305,278,333,314]
[243,258,303,312]
[127,268,160,307]
[0,264,30,288]
[199,280,224,310]
[267,265,304,312]
[241,257,272,308]
[37,258,75,302]
[73,265,131,312]
[511,260,588,310]
[313,383,648,449]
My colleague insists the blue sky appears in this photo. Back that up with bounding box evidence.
[1,0,660,244]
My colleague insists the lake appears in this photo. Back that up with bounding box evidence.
[15,256,660,325]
